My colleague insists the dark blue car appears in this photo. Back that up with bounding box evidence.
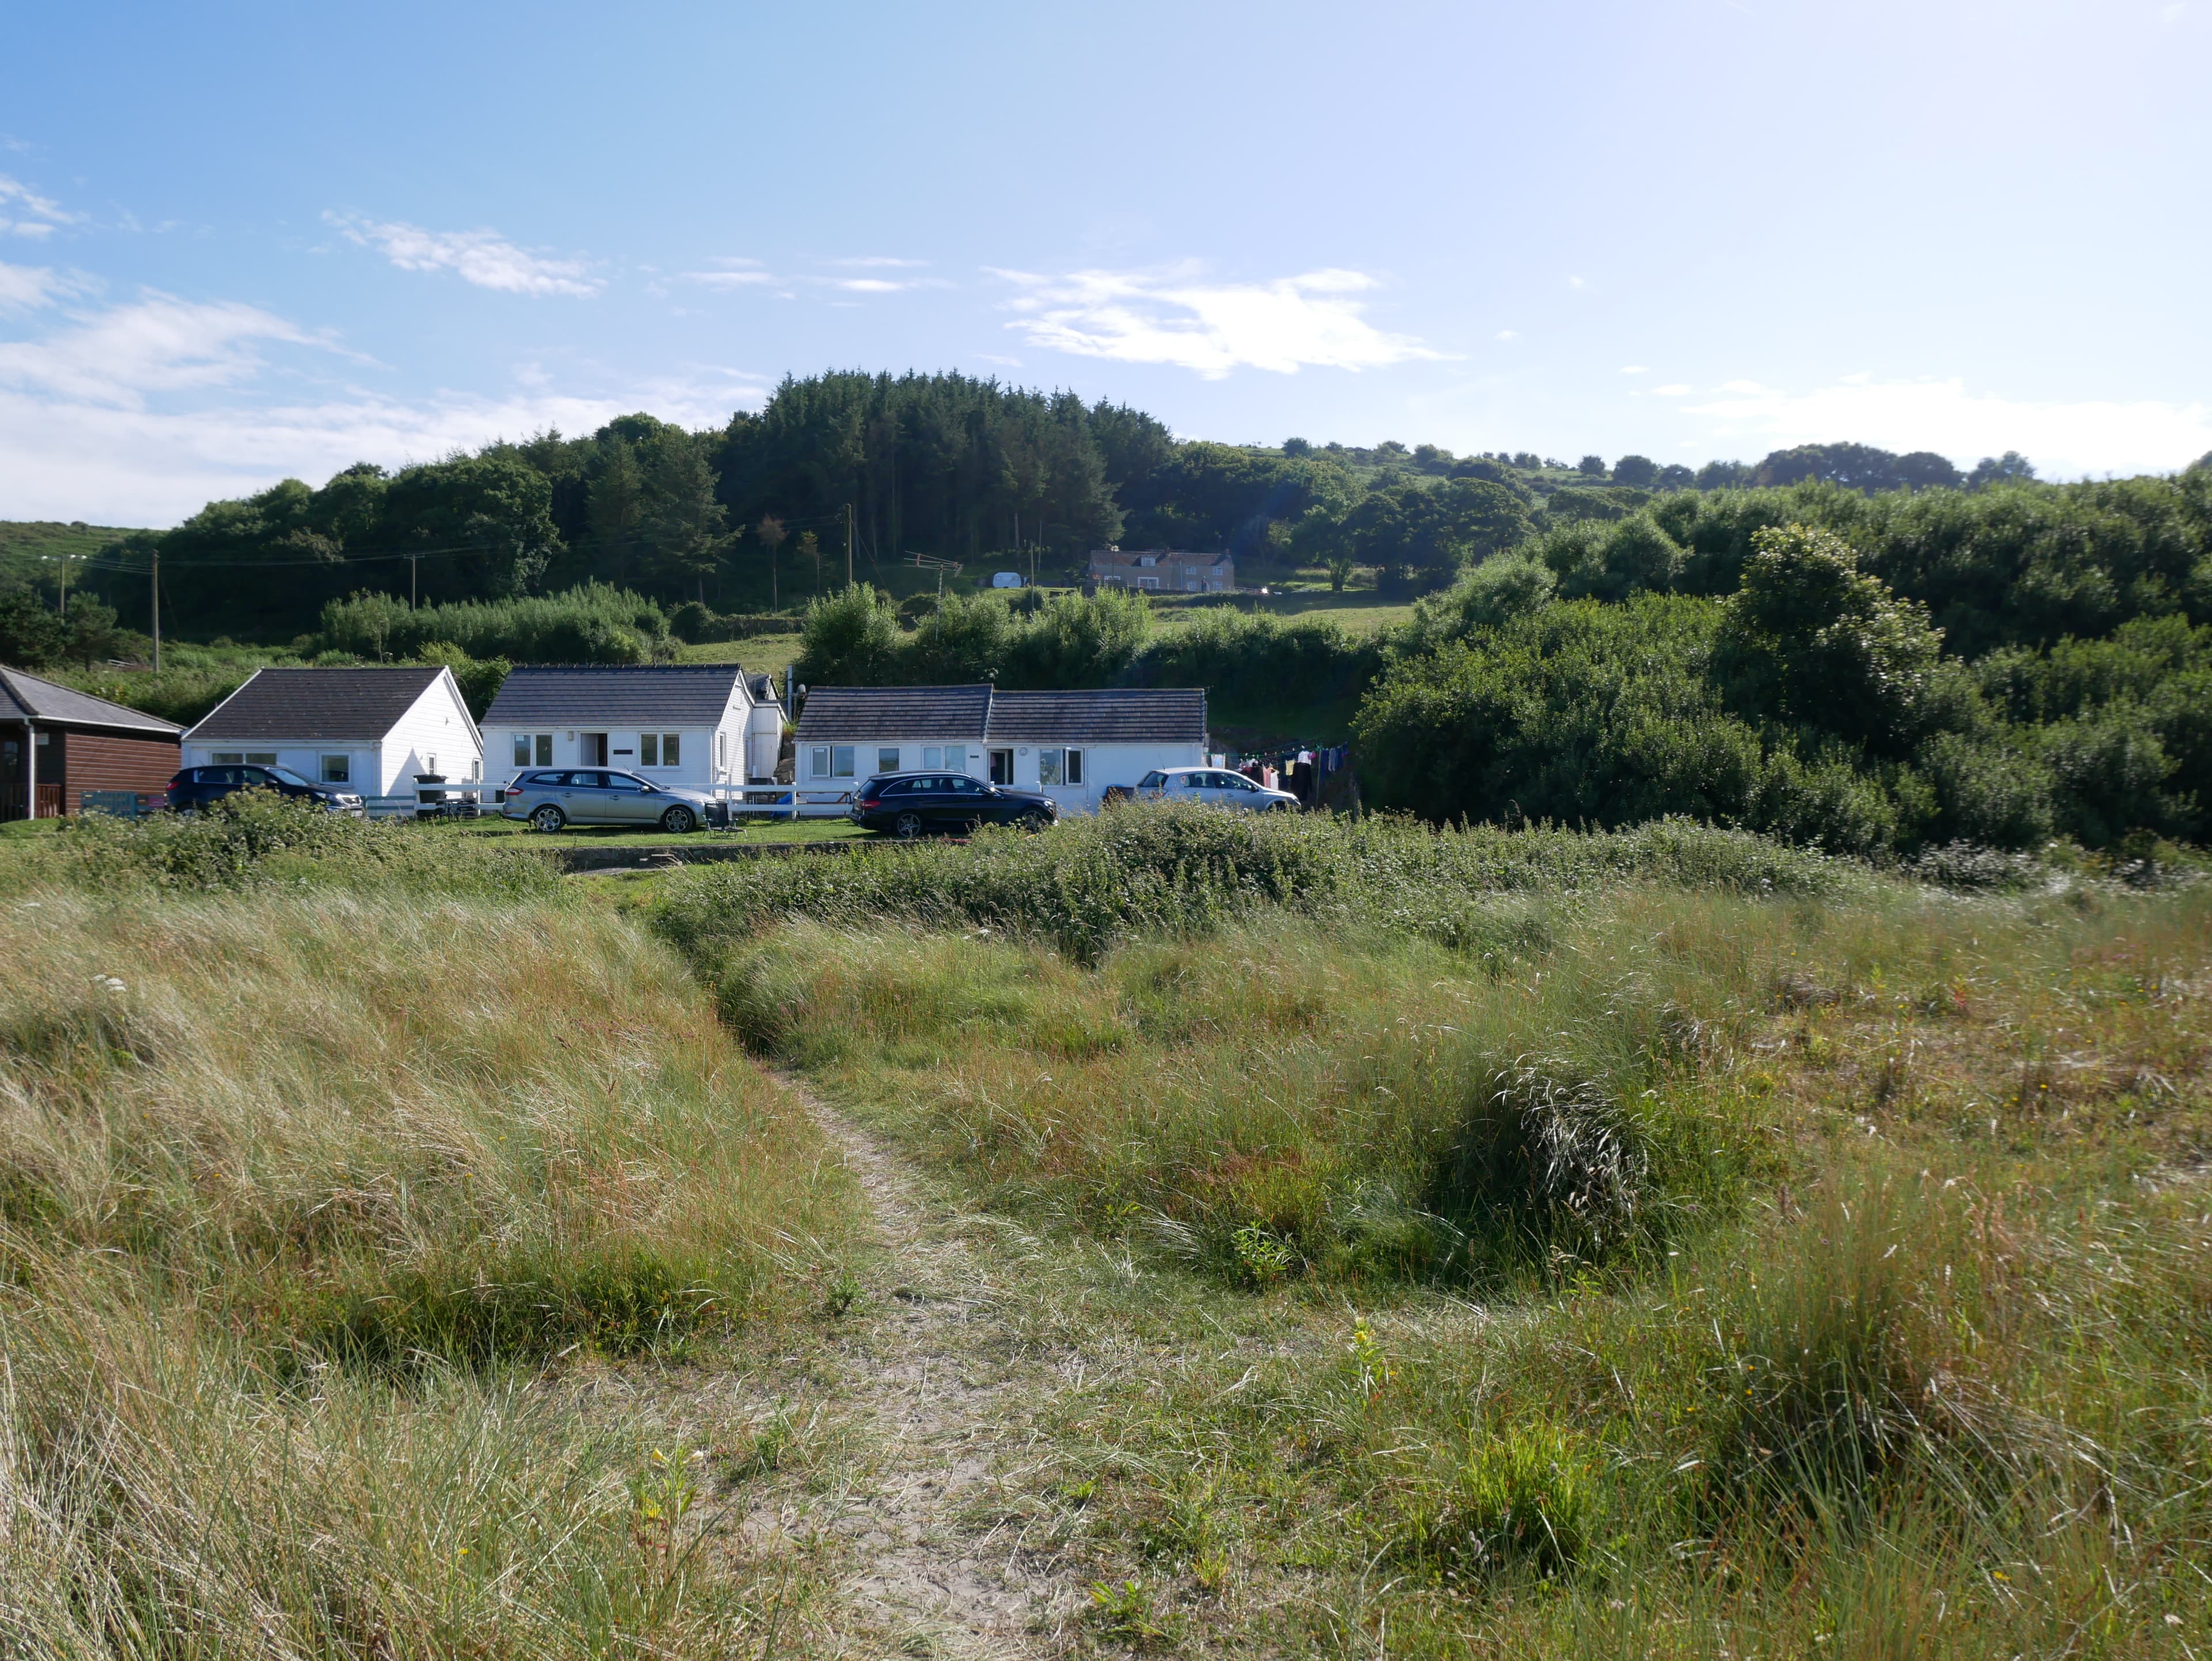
[165,764,367,816]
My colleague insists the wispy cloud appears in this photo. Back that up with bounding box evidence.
[1683,376,2212,477]
[830,255,929,268]
[0,286,327,406]
[1620,365,1648,375]
[1651,383,1692,396]
[0,276,768,520]
[683,258,776,290]
[0,260,84,312]
[990,264,1441,379]
[830,277,906,293]
[0,175,77,240]
[326,212,602,297]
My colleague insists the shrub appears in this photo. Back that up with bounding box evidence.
[1391,1421,1598,1580]
[315,582,671,664]
[21,790,556,898]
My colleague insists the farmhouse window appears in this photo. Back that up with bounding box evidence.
[878,746,899,773]
[320,755,351,784]
[810,746,855,778]
[213,752,277,766]
[639,734,657,767]
[661,734,680,766]
[922,746,943,769]
[535,734,552,766]
[1037,748,1085,787]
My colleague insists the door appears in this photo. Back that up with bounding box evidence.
[601,771,656,823]
[988,748,1014,786]
[581,732,609,766]
[562,769,615,822]
[942,774,990,828]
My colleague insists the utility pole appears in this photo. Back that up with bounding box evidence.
[408,553,420,609]
[150,548,160,673]
[846,502,854,588]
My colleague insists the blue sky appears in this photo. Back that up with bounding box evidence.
[2,0,2207,524]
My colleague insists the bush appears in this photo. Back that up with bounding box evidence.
[1391,1421,1598,1580]
[21,790,556,898]
[315,582,671,664]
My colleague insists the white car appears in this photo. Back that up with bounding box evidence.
[1134,766,1300,812]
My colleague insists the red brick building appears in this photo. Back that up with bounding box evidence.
[1,666,183,820]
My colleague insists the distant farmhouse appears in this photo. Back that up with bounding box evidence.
[1087,547,1235,594]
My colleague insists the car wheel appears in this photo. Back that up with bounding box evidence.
[660,805,696,834]
[1020,809,1051,831]
[893,810,925,839]
[529,804,567,833]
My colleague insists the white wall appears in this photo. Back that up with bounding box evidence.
[801,736,1205,815]
[376,674,483,796]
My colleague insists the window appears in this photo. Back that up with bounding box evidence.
[639,733,658,767]
[1139,770,1166,789]
[922,746,943,769]
[1065,748,1083,785]
[717,732,728,771]
[949,775,986,794]
[811,746,855,779]
[512,734,531,767]
[212,752,241,764]
[213,751,276,765]
[661,733,679,766]
[877,746,900,774]
[604,774,643,793]
[535,733,552,766]
[248,752,276,765]
[1038,749,1060,786]
[320,755,351,784]
[1037,748,1084,787]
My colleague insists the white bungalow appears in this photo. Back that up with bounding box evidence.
[183,666,482,811]
[791,684,1207,816]
[480,664,785,788]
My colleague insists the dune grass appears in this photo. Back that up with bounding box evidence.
[649,806,2212,1654]
[0,887,859,1656]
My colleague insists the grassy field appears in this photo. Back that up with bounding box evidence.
[12,799,2210,1655]
[649,810,2212,1656]
[677,631,807,672]
[460,813,869,847]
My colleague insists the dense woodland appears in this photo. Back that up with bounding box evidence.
[6,368,2212,858]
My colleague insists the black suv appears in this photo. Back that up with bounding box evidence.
[166,765,368,816]
[849,771,1057,837]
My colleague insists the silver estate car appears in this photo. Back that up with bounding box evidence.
[1134,766,1300,812]
[499,767,720,833]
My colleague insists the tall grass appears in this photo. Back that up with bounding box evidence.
[653,803,1855,966]
[0,890,858,1655]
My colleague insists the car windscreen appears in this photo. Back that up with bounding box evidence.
[263,766,320,788]
[1138,770,1165,788]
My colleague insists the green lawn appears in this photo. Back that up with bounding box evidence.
[676,633,806,672]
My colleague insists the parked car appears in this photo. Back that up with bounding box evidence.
[849,771,1058,837]
[165,764,366,816]
[498,768,720,833]
[1132,766,1300,811]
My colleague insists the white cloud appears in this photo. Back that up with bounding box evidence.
[0,174,75,240]
[831,277,904,293]
[991,264,1440,379]
[1495,328,1518,341]
[684,267,775,290]
[1566,275,1587,290]
[0,260,81,312]
[831,256,928,268]
[0,282,764,521]
[326,212,602,297]
[1684,376,2212,477]
[0,289,324,406]
[1652,383,1692,397]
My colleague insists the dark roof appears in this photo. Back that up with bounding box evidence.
[0,665,182,736]
[185,667,449,742]
[793,684,993,741]
[482,664,749,727]
[989,689,1207,744]
[794,684,1206,746]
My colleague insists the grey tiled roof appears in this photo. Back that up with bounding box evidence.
[794,685,993,741]
[482,665,749,727]
[988,689,1207,744]
[185,667,447,741]
[793,684,1206,746]
[0,665,182,736]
